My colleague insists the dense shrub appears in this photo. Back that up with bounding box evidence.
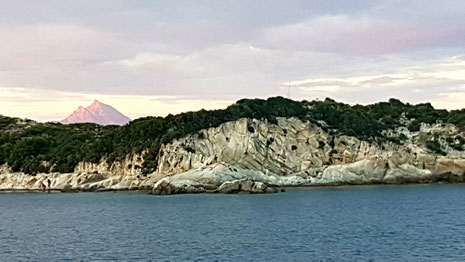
[426,140,445,155]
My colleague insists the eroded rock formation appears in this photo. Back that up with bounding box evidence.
[1,117,464,194]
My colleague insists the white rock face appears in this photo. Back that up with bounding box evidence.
[0,153,153,192]
[0,172,157,192]
[61,100,131,126]
[152,117,465,193]
[1,117,464,194]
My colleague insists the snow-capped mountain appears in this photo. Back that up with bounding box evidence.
[60,100,131,126]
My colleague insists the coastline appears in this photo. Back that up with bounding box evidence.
[1,177,463,195]
[2,117,464,195]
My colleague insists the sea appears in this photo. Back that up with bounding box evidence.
[1,184,465,261]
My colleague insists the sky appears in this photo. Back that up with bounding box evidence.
[1,0,465,121]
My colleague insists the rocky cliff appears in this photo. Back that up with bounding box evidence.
[151,117,464,194]
[2,116,463,194]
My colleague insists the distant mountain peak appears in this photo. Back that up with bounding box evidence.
[88,99,104,111]
[60,100,131,126]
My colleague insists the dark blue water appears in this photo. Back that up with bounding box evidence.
[1,184,465,261]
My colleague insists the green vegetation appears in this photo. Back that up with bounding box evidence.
[1,97,464,175]
[426,140,445,155]
[0,122,114,174]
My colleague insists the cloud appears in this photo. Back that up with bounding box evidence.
[110,44,294,97]
[0,24,119,70]
[260,15,465,54]
[118,53,183,68]
[283,56,465,109]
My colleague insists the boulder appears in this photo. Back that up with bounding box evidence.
[216,180,276,194]
[217,180,242,193]
[152,179,174,195]
[251,182,267,193]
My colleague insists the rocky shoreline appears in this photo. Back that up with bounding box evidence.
[1,174,464,195]
[2,158,464,195]
[1,117,464,195]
